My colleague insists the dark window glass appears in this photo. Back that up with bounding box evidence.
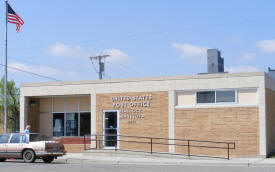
[0,134,10,143]
[104,112,117,147]
[30,134,50,142]
[216,91,235,103]
[53,111,91,137]
[53,113,64,137]
[66,113,78,136]
[197,91,215,103]
[80,112,91,136]
[10,135,20,143]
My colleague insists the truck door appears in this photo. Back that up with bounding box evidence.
[6,134,27,158]
[0,134,10,158]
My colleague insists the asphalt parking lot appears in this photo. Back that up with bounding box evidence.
[1,160,275,172]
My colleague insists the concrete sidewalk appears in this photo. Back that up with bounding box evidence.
[56,153,275,167]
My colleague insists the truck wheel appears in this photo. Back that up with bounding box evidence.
[0,158,6,162]
[23,149,36,163]
[42,157,54,163]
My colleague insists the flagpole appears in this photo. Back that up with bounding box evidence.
[4,0,8,134]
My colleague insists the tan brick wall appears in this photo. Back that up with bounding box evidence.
[96,91,169,152]
[175,107,259,157]
[266,89,275,157]
[27,98,40,133]
[63,144,90,153]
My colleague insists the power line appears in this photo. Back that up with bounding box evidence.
[105,59,146,78]
[0,63,62,81]
[105,62,139,78]
[111,61,146,77]
[6,16,275,52]
[90,58,99,75]
[8,55,144,80]
[8,56,94,75]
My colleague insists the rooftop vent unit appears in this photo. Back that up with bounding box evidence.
[207,49,224,74]
[268,67,275,80]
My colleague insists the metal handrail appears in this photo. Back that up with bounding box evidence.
[84,134,235,160]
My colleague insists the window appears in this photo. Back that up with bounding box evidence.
[0,134,10,143]
[53,112,91,137]
[66,113,78,136]
[216,91,235,103]
[197,91,215,103]
[80,112,91,136]
[10,135,26,143]
[196,90,236,104]
[53,113,64,137]
[10,135,20,143]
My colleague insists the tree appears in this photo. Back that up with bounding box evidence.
[0,77,20,132]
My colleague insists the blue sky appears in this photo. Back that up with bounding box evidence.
[0,0,275,85]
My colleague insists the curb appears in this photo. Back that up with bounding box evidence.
[55,158,275,167]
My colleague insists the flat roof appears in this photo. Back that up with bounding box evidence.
[21,71,266,87]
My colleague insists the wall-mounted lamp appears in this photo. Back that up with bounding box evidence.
[30,100,36,107]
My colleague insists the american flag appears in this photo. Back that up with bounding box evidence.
[7,3,24,32]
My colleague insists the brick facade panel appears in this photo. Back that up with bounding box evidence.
[96,91,169,152]
[175,107,259,157]
[63,144,90,153]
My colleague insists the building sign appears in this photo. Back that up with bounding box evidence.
[111,95,152,124]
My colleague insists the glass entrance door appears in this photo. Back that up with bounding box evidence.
[103,110,119,148]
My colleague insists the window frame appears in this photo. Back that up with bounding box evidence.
[50,97,91,138]
[53,112,65,137]
[195,89,237,105]
[52,111,91,137]
[9,134,26,144]
[10,135,21,144]
[215,90,236,103]
[0,134,11,144]
[196,91,216,104]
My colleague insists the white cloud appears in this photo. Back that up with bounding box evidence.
[47,42,84,57]
[47,43,132,64]
[225,65,260,73]
[8,62,78,78]
[172,43,208,64]
[239,53,256,62]
[256,40,275,53]
[103,48,132,63]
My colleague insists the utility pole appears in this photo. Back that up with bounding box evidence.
[89,55,109,79]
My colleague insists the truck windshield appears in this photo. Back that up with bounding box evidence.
[0,134,10,143]
[30,134,50,142]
